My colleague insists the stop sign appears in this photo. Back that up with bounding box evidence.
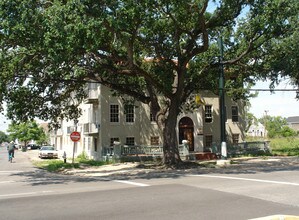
[70,131,81,142]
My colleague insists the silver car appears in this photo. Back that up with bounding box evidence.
[38,146,59,159]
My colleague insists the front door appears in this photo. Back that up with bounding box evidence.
[179,117,194,151]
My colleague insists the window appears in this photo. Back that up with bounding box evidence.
[150,136,159,145]
[204,105,213,123]
[232,106,238,122]
[110,137,120,146]
[110,104,119,123]
[67,126,75,134]
[125,105,135,123]
[126,137,135,146]
[232,134,239,145]
[205,135,213,148]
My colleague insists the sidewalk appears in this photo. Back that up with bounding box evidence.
[23,149,299,178]
[24,149,146,177]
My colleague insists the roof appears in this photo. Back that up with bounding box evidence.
[286,116,299,123]
[248,122,265,131]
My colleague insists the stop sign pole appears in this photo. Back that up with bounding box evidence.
[71,120,80,164]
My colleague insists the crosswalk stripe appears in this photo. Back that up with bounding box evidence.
[0,171,24,173]
[0,181,15,184]
[114,180,150,187]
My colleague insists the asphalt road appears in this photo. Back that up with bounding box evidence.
[0,146,299,220]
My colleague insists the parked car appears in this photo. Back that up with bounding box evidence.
[27,144,41,150]
[38,146,59,159]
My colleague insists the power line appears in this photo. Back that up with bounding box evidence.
[249,89,298,92]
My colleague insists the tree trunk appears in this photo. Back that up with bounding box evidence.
[161,104,182,165]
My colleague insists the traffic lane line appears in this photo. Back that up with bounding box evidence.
[0,191,54,199]
[187,174,299,186]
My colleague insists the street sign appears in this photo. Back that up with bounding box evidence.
[70,131,81,142]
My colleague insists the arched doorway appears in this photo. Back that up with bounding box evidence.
[179,117,194,151]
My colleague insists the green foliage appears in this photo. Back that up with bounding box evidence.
[259,116,297,138]
[34,156,110,172]
[244,136,299,156]
[76,152,89,161]
[7,121,47,146]
[0,0,298,123]
[280,126,297,137]
[270,138,299,156]
[33,160,80,172]
[75,152,109,166]
[0,0,298,164]
[0,130,9,143]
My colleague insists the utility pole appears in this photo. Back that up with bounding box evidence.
[264,110,268,138]
[218,36,227,159]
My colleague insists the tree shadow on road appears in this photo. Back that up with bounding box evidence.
[10,156,299,186]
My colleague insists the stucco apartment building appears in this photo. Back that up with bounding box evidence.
[50,83,246,160]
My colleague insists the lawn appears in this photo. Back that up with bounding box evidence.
[269,137,299,156]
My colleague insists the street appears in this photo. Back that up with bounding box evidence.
[0,146,298,220]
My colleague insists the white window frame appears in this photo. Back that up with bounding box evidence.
[125,104,135,123]
[205,105,213,123]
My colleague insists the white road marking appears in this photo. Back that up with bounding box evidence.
[188,174,299,186]
[0,191,53,198]
[0,171,24,174]
[0,181,15,184]
[114,180,150,187]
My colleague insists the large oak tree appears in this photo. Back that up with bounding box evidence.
[0,0,298,165]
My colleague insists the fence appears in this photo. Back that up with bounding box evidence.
[101,141,271,161]
[102,144,189,161]
[227,141,271,156]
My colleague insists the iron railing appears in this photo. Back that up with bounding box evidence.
[102,144,189,157]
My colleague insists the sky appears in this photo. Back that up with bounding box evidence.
[0,114,8,133]
[249,79,298,119]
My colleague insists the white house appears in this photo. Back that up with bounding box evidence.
[247,122,266,137]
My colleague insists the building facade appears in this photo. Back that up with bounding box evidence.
[247,122,267,137]
[286,116,299,132]
[50,83,246,160]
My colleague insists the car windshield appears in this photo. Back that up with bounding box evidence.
[41,146,55,151]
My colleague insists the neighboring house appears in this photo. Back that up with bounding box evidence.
[50,83,246,160]
[247,122,266,137]
[286,116,299,132]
